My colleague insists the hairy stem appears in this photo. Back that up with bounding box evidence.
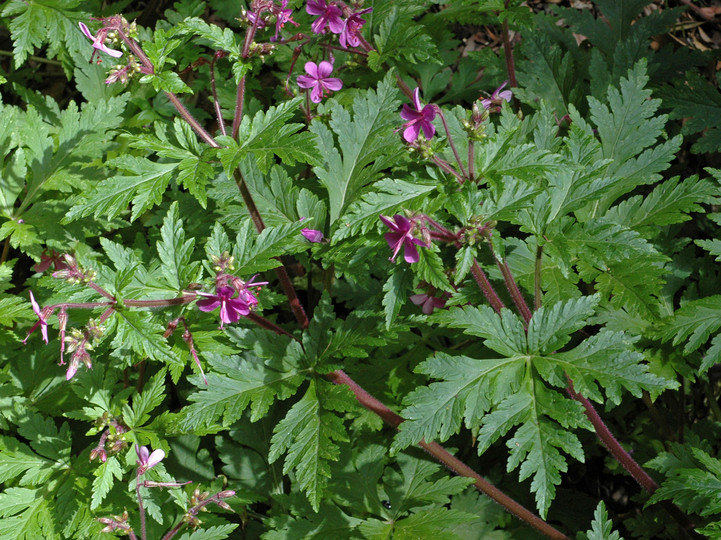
[136,470,147,540]
[431,155,463,182]
[436,109,468,180]
[0,237,9,265]
[327,369,569,540]
[495,255,532,325]
[501,6,518,89]
[534,245,543,311]
[231,75,246,140]
[210,53,227,136]
[468,140,475,182]
[471,259,505,314]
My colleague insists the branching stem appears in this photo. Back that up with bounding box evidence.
[436,109,467,180]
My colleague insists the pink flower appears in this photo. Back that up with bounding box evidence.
[78,22,123,59]
[379,214,428,264]
[197,286,252,327]
[400,88,436,143]
[297,60,343,103]
[306,0,344,34]
[481,81,513,111]
[301,228,324,243]
[410,293,447,315]
[272,0,298,41]
[339,8,372,48]
[23,291,50,345]
[136,445,165,475]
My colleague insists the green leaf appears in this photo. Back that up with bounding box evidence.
[180,349,305,430]
[526,295,599,355]
[217,98,320,175]
[369,6,440,70]
[111,310,184,369]
[660,296,721,355]
[584,501,623,540]
[232,219,307,275]
[157,202,198,290]
[64,156,176,222]
[0,436,54,486]
[392,353,524,453]
[382,265,412,329]
[176,525,240,540]
[433,305,527,357]
[311,74,402,224]
[268,380,351,511]
[90,456,122,510]
[125,369,167,428]
[333,177,436,241]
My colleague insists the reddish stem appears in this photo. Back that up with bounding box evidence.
[210,52,227,137]
[231,75,246,140]
[501,13,518,89]
[435,109,468,180]
[471,259,505,314]
[327,369,569,540]
[495,257,532,325]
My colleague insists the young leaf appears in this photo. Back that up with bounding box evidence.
[157,202,198,290]
[583,501,623,540]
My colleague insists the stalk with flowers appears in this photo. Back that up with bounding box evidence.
[1,1,716,539]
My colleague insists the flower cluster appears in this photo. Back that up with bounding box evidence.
[306,0,372,48]
[480,81,513,112]
[246,0,299,41]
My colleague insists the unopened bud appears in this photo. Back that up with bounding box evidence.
[218,490,235,499]
[216,500,232,511]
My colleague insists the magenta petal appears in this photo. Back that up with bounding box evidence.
[146,449,165,469]
[196,298,221,312]
[297,75,316,89]
[306,0,325,15]
[379,214,399,231]
[400,104,418,122]
[410,294,427,306]
[301,228,324,243]
[322,78,343,91]
[328,14,345,34]
[310,85,323,103]
[79,22,94,40]
[136,445,149,463]
[317,60,334,78]
[403,240,420,263]
[411,88,422,111]
[420,121,435,140]
[304,61,320,78]
[392,214,412,231]
[403,123,421,143]
[98,44,123,58]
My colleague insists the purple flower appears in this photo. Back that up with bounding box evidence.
[79,22,123,59]
[339,8,372,48]
[379,214,428,264]
[273,0,298,41]
[481,81,513,110]
[136,445,165,475]
[410,293,447,315]
[301,228,324,243]
[23,291,49,345]
[197,286,252,327]
[400,88,436,143]
[297,60,343,103]
[306,0,344,34]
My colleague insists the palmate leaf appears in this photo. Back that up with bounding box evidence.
[180,348,305,431]
[526,295,599,355]
[90,456,122,510]
[367,6,439,71]
[268,380,352,511]
[0,436,54,485]
[311,73,402,224]
[537,330,676,404]
[0,491,57,540]
[583,502,622,540]
[232,219,307,275]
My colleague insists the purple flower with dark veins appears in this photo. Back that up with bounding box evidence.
[297,60,343,103]
[400,88,436,143]
[79,22,123,60]
[306,0,344,34]
[339,8,372,48]
[379,214,429,264]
